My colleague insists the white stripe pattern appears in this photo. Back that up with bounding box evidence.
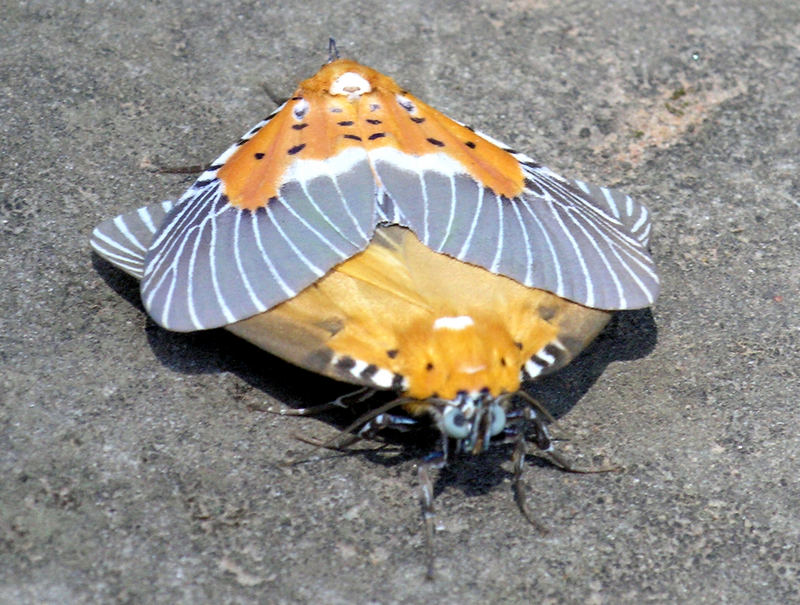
[93,110,658,332]
[90,200,176,279]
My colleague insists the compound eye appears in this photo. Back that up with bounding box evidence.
[442,407,471,440]
[488,403,506,437]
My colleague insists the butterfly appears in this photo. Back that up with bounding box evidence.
[91,42,659,577]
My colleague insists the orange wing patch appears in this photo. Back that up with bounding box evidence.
[218,59,525,210]
[369,91,524,198]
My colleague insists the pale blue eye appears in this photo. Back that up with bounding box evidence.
[488,403,506,437]
[442,407,470,439]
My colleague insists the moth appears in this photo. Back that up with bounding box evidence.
[91,43,659,577]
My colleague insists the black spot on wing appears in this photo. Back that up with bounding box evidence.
[397,97,414,112]
[335,356,356,372]
[361,364,379,380]
[141,156,378,331]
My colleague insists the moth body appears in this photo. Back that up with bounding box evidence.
[90,48,658,577]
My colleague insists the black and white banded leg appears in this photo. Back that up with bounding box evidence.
[417,446,449,581]
[357,413,419,439]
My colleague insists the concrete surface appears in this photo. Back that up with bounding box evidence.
[2,1,798,603]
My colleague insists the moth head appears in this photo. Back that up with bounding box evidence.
[434,390,509,455]
[299,58,401,99]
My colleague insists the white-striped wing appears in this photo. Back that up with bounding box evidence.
[91,200,176,279]
[92,167,656,314]
[373,147,659,311]
[140,148,377,332]
[94,115,657,333]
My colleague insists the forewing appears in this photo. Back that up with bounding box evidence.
[141,103,377,333]
[90,200,176,279]
[368,91,659,311]
[569,178,653,247]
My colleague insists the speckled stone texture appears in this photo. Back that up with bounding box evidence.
[2,2,798,603]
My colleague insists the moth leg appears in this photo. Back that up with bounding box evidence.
[357,413,419,440]
[257,387,375,416]
[520,406,620,474]
[417,449,447,581]
[516,391,557,424]
[510,427,548,533]
[508,405,557,531]
[294,412,417,451]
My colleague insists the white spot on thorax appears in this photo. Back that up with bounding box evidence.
[330,72,372,99]
[433,315,474,331]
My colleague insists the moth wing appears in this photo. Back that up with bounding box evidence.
[369,96,659,311]
[90,200,176,278]
[227,225,430,388]
[141,106,377,333]
[568,179,653,247]
[380,224,612,379]
[91,204,417,388]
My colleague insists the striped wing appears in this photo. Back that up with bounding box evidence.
[91,200,176,279]
[141,146,376,332]
[117,58,658,334]
[569,177,652,248]
[139,147,657,333]
[373,145,659,312]
[92,164,654,308]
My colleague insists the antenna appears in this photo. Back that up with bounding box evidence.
[328,38,340,62]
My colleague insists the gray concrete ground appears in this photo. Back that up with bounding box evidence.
[2,1,799,603]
